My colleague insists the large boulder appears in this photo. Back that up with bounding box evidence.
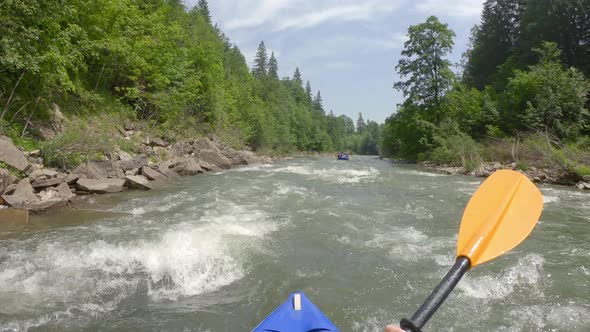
[198,161,220,171]
[171,142,193,157]
[1,179,39,208]
[73,161,124,179]
[193,137,219,152]
[117,150,133,162]
[170,157,204,176]
[125,175,155,190]
[0,208,28,232]
[0,136,30,172]
[196,149,231,169]
[141,166,167,182]
[77,178,125,193]
[117,156,149,172]
[157,163,179,179]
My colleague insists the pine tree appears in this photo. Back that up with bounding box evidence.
[293,67,303,86]
[305,81,312,102]
[252,41,268,78]
[313,90,323,111]
[463,0,524,89]
[197,0,211,24]
[356,113,366,133]
[268,52,278,79]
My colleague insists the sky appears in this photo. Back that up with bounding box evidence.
[187,0,485,123]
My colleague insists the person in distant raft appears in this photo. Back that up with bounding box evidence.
[385,326,404,332]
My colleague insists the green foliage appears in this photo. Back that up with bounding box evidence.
[501,43,590,138]
[430,120,483,171]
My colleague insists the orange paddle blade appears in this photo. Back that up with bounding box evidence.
[457,170,544,267]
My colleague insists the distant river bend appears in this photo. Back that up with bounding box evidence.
[0,156,588,331]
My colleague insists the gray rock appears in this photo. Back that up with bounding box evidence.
[142,166,167,182]
[584,175,590,182]
[576,182,590,190]
[193,137,219,152]
[196,149,231,169]
[25,150,41,158]
[0,136,30,172]
[157,164,179,179]
[238,150,262,165]
[64,173,80,184]
[31,177,65,189]
[77,178,125,193]
[199,161,220,171]
[1,179,39,208]
[53,183,75,201]
[171,158,204,176]
[0,208,28,231]
[171,142,193,157]
[73,161,124,179]
[125,168,140,176]
[118,150,133,161]
[3,184,17,195]
[0,169,18,195]
[150,137,168,147]
[117,156,149,171]
[125,175,154,190]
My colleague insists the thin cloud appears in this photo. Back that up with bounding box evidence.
[416,0,484,18]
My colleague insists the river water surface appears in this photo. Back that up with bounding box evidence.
[0,156,588,331]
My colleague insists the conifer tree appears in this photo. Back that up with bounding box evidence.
[313,90,323,112]
[197,0,211,24]
[268,52,278,79]
[305,81,312,102]
[252,41,268,78]
[293,67,303,86]
[356,113,366,133]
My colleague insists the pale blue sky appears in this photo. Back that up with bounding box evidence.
[187,0,484,123]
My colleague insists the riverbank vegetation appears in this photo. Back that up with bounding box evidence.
[382,0,590,181]
[0,0,383,167]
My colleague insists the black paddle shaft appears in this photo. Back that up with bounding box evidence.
[400,256,471,332]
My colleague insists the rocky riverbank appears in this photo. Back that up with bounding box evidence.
[420,161,590,190]
[0,134,272,227]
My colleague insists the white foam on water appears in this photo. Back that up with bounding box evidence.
[114,191,196,215]
[458,254,545,300]
[397,170,446,177]
[270,165,379,184]
[273,183,309,197]
[542,195,560,204]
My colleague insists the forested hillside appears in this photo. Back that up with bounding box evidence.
[382,0,590,179]
[0,0,380,164]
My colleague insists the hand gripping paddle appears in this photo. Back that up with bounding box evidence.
[400,170,544,331]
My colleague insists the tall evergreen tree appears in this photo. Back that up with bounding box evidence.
[463,0,524,89]
[268,52,278,79]
[356,113,366,132]
[313,90,323,111]
[293,67,303,86]
[305,81,312,102]
[197,0,211,24]
[394,16,456,123]
[252,41,268,78]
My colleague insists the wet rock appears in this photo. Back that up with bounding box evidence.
[125,175,154,190]
[170,158,204,176]
[238,150,262,165]
[141,166,167,182]
[198,161,220,171]
[77,178,125,193]
[157,164,179,179]
[0,136,30,172]
[0,208,28,231]
[117,156,149,172]
[576,182,590,190]
[196,149,231,169]
[73,161,124,179]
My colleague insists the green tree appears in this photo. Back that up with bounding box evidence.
[293,67,303,86]
[305,81,312,102]
[356,113,366,133]
[197,0,211,24]
[394,16,456,123]
[252,41,268,78]
[268,52,278,79]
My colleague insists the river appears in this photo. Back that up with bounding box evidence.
[0,156,588,331]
